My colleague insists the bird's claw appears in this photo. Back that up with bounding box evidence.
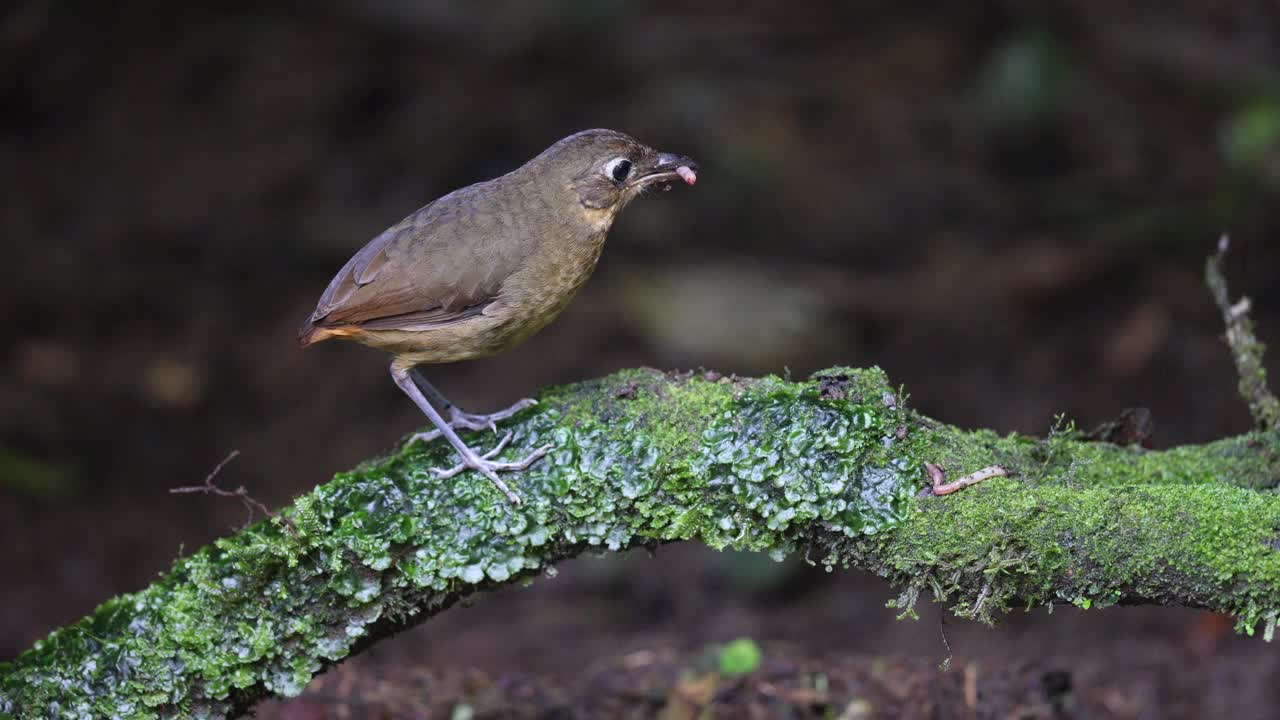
[409,428,443,445]
[409,398,538,445]
[407,396,545,503]
[414,394,540,440]
[430,432,553,505]
[448,398,538,433]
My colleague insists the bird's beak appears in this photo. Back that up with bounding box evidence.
[634,152,699,187]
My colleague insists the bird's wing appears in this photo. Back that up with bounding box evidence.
[304,184,525,333]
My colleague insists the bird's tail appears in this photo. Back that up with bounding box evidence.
[298,321,358,347]
[298,321,323,347]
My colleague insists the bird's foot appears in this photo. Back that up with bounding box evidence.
[449,398,538,432]
[409,398,537,444]
[431,432,553,504]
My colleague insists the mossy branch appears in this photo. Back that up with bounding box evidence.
[4,367,1279,719]
[4,247,1280,719]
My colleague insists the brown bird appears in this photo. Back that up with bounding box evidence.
[300,129,698,504]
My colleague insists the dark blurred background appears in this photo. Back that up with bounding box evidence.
[3,1,1280,717]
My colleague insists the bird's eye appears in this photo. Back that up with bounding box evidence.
[603,157,632,183]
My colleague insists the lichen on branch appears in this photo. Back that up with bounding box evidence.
[3,363,1279,719]
[0,367,926,719]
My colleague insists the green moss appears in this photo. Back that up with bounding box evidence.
[1,367,920,719]
[2,365,1277,719]
[925,422,1279,491]
[856,478,1280,632]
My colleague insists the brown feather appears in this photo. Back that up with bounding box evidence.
[300,179,533,340]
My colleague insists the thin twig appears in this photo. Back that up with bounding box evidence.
[1205,235,1280,432]
[170,450,276,529]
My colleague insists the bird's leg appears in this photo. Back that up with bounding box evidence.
[391,363,549,504]
[409,369,537,437]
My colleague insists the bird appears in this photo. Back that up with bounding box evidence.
[300,129,698,504]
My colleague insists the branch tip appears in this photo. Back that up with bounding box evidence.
[1205,236,1280,433]
[170,450,280,529]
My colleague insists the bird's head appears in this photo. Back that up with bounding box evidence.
[536,129,698,213]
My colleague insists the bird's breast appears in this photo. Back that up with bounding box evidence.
[494,227,610,345]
